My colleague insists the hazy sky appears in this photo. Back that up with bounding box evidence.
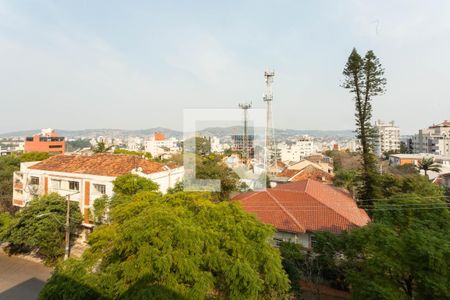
[1,0,449,134]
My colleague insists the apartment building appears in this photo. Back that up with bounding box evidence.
[409,120,450,156]
[374,120,400,157]
[278,137,314,163]
[12,154,184,226]
[24,128,65,154]
[144,132,180,157]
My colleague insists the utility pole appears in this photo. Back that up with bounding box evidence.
[64,191,79,261]
[239,102,252,164]
[64,193,70,261]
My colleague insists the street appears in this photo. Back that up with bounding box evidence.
[0,253,52,300]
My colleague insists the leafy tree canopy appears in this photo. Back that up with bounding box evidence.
[310,192,450,299]
[194,154,240,201]
[113,148,152,160]
[40,191,290,299]
[19,151,50,162]
[1,193,82,263]
[112,173,159,196]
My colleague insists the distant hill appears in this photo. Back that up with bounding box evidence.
[0,127,355,139]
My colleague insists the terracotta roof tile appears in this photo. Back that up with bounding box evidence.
[29,154,169,177]
[233,179,370,234]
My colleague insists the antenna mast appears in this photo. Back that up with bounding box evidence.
[263,70,276,174]
[239,102,252,164]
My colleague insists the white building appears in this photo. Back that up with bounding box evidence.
[278,136,315,163]
[126,137,144,151]
[144,133,180,158]
[374,120,400,157]
[12,154,184,226]
[410,120,450,156]
[210,136,224,153]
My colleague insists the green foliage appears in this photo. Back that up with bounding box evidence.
[1,193,82,263]
[40,191,290,299]
[342,48,386,205]
[19,151,50,162]
[0,212,14,237]
[416,157,441,176]
[113,148,152,160]
[309,192,450,299]
[112,174,159,196]
[194,154,240,200]
[92,195,109,225]
[66,139,91,152]
[184,137,211,155]
[386,164,418,176]
[0,155,20,213]
[92,141,113,153]
[279,242,303,298]
[167,180,185,194]
[333,169,358,193]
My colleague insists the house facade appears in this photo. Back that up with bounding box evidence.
[12,154,184,226]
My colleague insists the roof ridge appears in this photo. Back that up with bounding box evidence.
[304,181,363,226]
[236,191,260,202]
[288,169,304,181]
[266,190,306,233]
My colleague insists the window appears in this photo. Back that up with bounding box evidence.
[69,181,79,191]
[49,145,62,148]
[30,176,39,185]
[51,179,61,189]
[94,184,106,194]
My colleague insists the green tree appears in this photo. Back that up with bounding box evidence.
[40,191,290,299]
[112,173,159,196]
[310,193,450,299]
[19,151,50,162]
[416,157,441,177]
[333,169,358,194]
[0,212,14,237]
[113,148,152,160]
[92,195,110,225]
[92,141,113,153]
[1,193,82,263]
[1,152,50,213]
[0,155,20,213]
[342,48,386,206]
[279,242,303,298]
[195,154,240,200]
[184,137,211,155]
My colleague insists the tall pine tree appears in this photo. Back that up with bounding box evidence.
[342,49,386,207]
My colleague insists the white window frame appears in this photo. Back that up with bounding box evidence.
[93,183,106,195]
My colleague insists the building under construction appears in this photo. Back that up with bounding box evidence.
[231,134,255,159]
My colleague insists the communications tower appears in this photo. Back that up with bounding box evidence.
[238,102,252,163]
[263,71,276,173]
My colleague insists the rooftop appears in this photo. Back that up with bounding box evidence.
[29,154,171,177]
[233,180,370,234]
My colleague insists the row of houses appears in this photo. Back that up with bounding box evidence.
[11,151,369,249]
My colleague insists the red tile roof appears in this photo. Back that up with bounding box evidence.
[277,165,334,184]
[233,179,370,234]
[29,154,170,177]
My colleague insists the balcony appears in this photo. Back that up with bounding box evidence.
[14,181,23,190]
